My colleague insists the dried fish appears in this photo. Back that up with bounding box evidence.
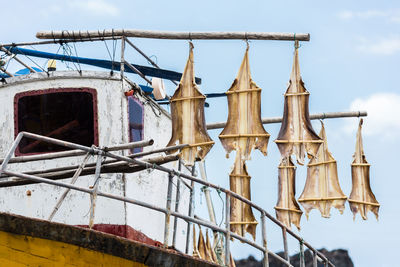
[275,156,302,230]
[198,227,213,262]
[205,230,218,263]
[298,121,347,218]
[229,155,258,239]
[192,224,200,258]
[167,42,214,166]
[219,47,269,239]
[219,46,270,160]
[349,119,379,220]
[275,42,322,165]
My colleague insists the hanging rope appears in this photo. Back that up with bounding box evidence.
[103,39,114,74]
[14,46,48,75]
[72,42,82,74]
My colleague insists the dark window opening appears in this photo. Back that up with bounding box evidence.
[128,97,144,154]
[15,89,98,155]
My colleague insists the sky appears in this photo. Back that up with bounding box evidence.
[1,1,399,266]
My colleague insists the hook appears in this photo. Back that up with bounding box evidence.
[294,40,300,49]
[188,40,194,50]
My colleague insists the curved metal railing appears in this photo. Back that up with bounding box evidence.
[0,132,335,267]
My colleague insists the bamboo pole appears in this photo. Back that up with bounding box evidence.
[206,111,367,130]
[36,29,310,41]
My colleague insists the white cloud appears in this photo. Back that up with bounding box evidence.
[338,9,400,23]
[344,93,400,139]
[357,37,400,55]
[68,0,119,16]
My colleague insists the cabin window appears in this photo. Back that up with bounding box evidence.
[14,88,98,155]
[128,97,144,154]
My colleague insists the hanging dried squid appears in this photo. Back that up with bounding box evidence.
[198,228,213,262]
[275,42,322,165]
[219,46,270,159]
[349,119,379,220]
[229,155,258,239]
[298,121,347,218]
[219,47,270,239]
[167,42,214,166]
[275,156,302,230]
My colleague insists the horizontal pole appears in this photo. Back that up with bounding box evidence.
[36,29,310,41]
[0,139,154,164]
[206,110,367,130]
[0,154,179,187]
[0,37,121,48]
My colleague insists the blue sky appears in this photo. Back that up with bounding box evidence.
[1,1,399,266]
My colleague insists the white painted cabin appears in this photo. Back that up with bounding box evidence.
[0,71,191,251]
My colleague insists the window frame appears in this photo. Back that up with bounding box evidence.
[14,87,99,156]
[127,96,144,154]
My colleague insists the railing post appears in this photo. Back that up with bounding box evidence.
[89,153,103,228]
[164,172,173,247]
[313,250,318,267]
[172,160,182,248]
[225,193,231,266]
[185,165,196,254]
[261,212,269,267]
[299,240,305,267]
[120,36,125,78]
[282,228,290,263]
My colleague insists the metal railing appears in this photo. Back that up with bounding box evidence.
[0,132,335,267]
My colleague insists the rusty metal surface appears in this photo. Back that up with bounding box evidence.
[0,212,219,267]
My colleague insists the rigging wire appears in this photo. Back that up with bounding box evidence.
[72,42,82,74]
[103,39,115,74]
[14,47,48,75]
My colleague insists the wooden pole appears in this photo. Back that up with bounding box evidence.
[0,66,13,77]
[0,47,36,73]
[36,29,310,41]
[206,111,368,130]
[120,36,125,77]
[125,38,178,86]
[0,154,179,188]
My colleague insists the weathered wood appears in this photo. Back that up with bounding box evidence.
[0,154,179,187]
[36,29,310,41]
[0,139,154,164]
[207,111,368,130]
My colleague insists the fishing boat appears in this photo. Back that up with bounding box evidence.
[0,29,364,267]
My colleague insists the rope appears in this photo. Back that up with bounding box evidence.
[72,42,82,74]
[14,46,48,75]
[216,188,225,227]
